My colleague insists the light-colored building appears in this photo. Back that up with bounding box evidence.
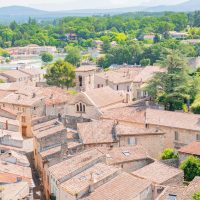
[98,146,154,173]
[0,182,31,200]
[178,141,200,162]
[47,149,105,200]
[132,66,164,99]
[7,44,57,56]
[94,67,143,102]
[116,124,165,158]
[0,150,30,167]
[0,70,31,83]
[157,176,200,200]
[59,163,121,200]
[169,31,188,39]
[67,87,125,119]
[18,68,45,82]
[102,107,200,150]
[143,33,156,41]
[75,65,97,91]
[83,172,153,200]
[77,120,118,148]
[132,161,183,186]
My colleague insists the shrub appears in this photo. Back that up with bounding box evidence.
[180,156,200,181]
[160,148,178,160]
[191,95,200,114]
[193,191,200,200]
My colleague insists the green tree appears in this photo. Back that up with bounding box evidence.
[41,52,53,63]
[65,46,81,67]
[140,58,150,66]
[45,59,75,89]
[180,156,200,181]
[146,51,193,111]
[102,38,111,53]
[160,148,178,160]
[193,191,200,200]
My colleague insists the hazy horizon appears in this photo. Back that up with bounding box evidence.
[0,0,188,11]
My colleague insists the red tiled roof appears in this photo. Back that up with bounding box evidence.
[178,141,200,156]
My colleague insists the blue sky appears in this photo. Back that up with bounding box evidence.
[0,0,188,11]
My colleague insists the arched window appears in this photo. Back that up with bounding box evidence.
[76,104,79,112]
[80,103,82,112]
[83,104,86,113]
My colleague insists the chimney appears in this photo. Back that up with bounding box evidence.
[89,173,95,193]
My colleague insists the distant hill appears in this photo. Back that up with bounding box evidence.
[0,0,199,23]
[145,0,200,12]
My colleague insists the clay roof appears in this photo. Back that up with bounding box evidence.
[18,68,44,76]
[0,161,32,184]
[98,146,151,165]
[157,186,186,200]
[182,177,200,200]
[34,124,66,139]
[0,70,30,79]
[178,141,200,156]
[17,86,71,106]
[78,121,116,145]
[60,163,120,195]
[116,124,164,136]
[0,116,19,127]
[102,106,145,124]
[0,130,22,141]
[83,172,152,200]
[0,82,35,92]
[84,87,124,109]
[75,65,97,72]
[40,146,61,158]
[132,161,183,185]
[134,66,164,83]
[0,182,29,200]
[158,177,200,200]
[146,108,200,132]
[32,119,60,132]
[48,149,104,181]
[0,92,45,107]
[95,68,142,84]
[0,150,29,166]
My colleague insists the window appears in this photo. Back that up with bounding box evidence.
[128,137,136,146]
[76,104,79,112]
[79,76,83,87]
[116,85,119,90]
[83,105,86,113]
[175,131,179,141]
[168,194,177,200]
[196,134,200,141]
[80,103,82,112]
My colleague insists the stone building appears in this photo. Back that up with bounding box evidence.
[132,161,184,186]
[157,177,200,200]
[47,149,105,200]
[7,44,57,56]
[94,67,143,102]
[67,87,125,120]
[98,146,154,173]
[132,66,164,99]
[102,107,200,150]
[178,141,200,162]
[75,65,97,91]
[82,172,153,200]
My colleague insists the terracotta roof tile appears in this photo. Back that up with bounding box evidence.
[78,121,116,145]
[83,172,152,200]
[178,141,200,156]
[132,161,183,185]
